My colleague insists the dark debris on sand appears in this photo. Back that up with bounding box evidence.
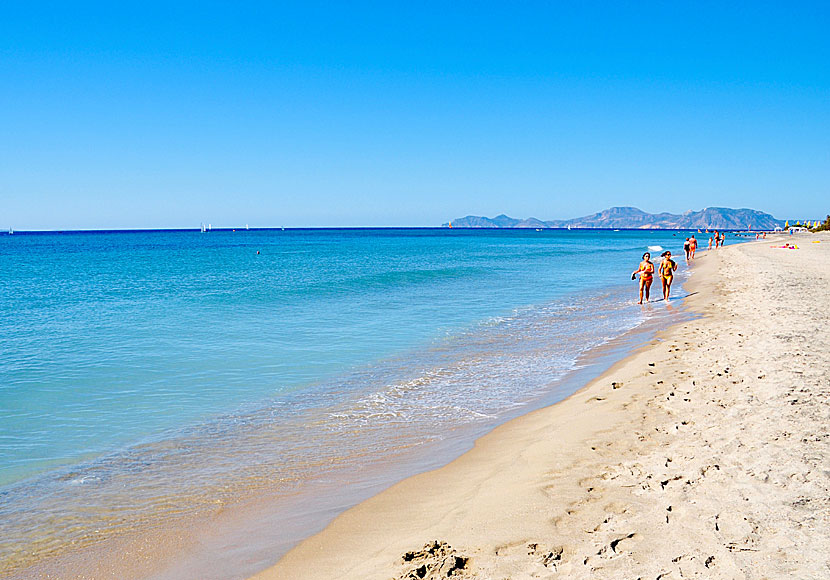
[397,541,470,579]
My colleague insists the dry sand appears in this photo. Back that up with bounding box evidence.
[253,234,830,580]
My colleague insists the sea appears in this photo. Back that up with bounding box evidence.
[0,228,713,579]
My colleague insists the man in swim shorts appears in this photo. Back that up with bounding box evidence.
[659,251,678,301]
[632,252,655,304]
[689,235,697,259]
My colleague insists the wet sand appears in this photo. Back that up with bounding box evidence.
[252,233,830,579]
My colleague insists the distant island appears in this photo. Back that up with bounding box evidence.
[444,207,784,230]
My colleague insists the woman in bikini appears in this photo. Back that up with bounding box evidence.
[659,250,678,301]
[632,252,655,304]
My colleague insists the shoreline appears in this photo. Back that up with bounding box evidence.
[252,233,830,579]
[249,266,714,579]
[3,236,697,580]
[152,283,696,580]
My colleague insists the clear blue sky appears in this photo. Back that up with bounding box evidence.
[2,2,828,229]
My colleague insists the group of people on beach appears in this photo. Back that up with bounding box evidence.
[708,231,726,250]
[631,250,677,304]
[631,230,733,304]
[683,235,698,260]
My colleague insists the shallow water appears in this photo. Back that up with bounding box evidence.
[0,228,705,576]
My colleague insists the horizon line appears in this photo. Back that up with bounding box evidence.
[3,226,775,234]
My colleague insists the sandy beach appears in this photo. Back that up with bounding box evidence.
[252,233,830,580]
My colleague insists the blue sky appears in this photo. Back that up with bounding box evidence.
[1,2,828,229]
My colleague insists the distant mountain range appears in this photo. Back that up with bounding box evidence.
[444,207,784,230]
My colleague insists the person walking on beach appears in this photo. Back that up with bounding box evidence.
[632,252,654,304]
[689,235,697,259]
[683,238,691,260]
[713,230,720,248]
[719,231,726,247]
[708,236,713,250]
[659,251,678,301]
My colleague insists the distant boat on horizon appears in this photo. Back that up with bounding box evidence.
[200,223,206,233]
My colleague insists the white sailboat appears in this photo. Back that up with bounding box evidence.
[8,227,13,235]
[200,223,206,233]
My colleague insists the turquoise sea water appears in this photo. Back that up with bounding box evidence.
[0,228,711,577]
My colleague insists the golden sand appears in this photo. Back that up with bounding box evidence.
[253,233,830,579]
